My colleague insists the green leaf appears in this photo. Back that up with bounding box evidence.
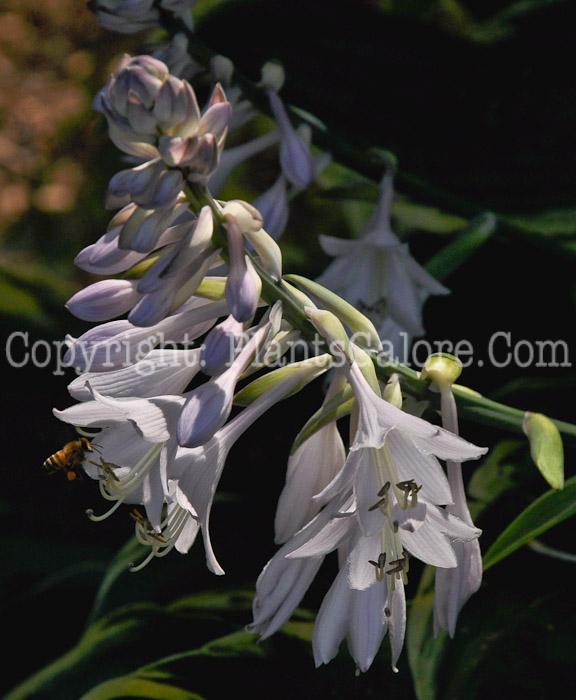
[85,536,147,626]
[81,674,203,700]
[483,474,576,571]
[406,568,449,700]
[392,197,467,234]
[3,601,237,700]
[424,212,496,281]
[80,627,318,700]
[509,207,576,237]
[522,411,565,490]
[0,274,49,325]
[467,440,522,518]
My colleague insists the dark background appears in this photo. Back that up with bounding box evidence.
[1,1,575,698]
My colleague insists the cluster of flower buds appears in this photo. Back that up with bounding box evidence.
[56,46,488,675]
[89,0,322,242]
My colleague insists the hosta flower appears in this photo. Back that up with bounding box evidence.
[74,199,190,271]
[251,174,289,241]
[316,171,448,355]
[170,358,333,574]
[249,344,486,670]
[422,354,484,637]
[200,314,246,376]
[64,295,228,372]
[54,383,186,528]
[66,279,142,322]
[208,130,281,196]
[106,158,184,210]
[127,206,220,326]
[157,83,231,185]
[311,533,407,673]
[66,347,202,400]
[274,370,347,543]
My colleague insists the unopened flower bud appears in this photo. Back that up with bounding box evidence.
[251,174,289,241]
[382,373,403,409]
[260,61,285,92]
[200,314,246,376]
[268,90,315,190]
[66,279,141,322]
[421,353,463,390]
[224,215,262,322]
[305,307,354,365]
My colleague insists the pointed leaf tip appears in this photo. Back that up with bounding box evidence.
[523,411,565,490]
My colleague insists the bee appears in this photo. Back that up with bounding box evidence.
[43,437,93,481]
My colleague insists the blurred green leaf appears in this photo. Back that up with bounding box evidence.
[467,439,522,518]
[81,673,204,700]
[3,601,237,700]
[80,628,317,700]
[483,474,576,570]
[376,0,438,18]
[0,275,48,325]
[509,207,576,237]
[424,212,496,281]
[85,536,147,626]
[406,568,448,700]
[393,197,467,234]
[522,411,565,490]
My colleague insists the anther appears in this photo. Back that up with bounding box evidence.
[90,457,120,481]
[386,556,405,576]
[396,480,422,509]
[368,552,387,582]
[368,481,391,512]
[378,482,391,497]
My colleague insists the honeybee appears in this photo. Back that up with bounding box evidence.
[43,437,93,481]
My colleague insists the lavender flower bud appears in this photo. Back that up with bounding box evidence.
[158,87,232,185]
[66,279,141,322]
[96,55,203,158]
[268,90,315,190]
[200,314,246,376]
[224,215,262,322]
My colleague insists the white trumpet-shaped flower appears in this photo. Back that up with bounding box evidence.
[274,370,347,543]
[171,359,332,574]
[316,171,448,356]
[250,359,486,671]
